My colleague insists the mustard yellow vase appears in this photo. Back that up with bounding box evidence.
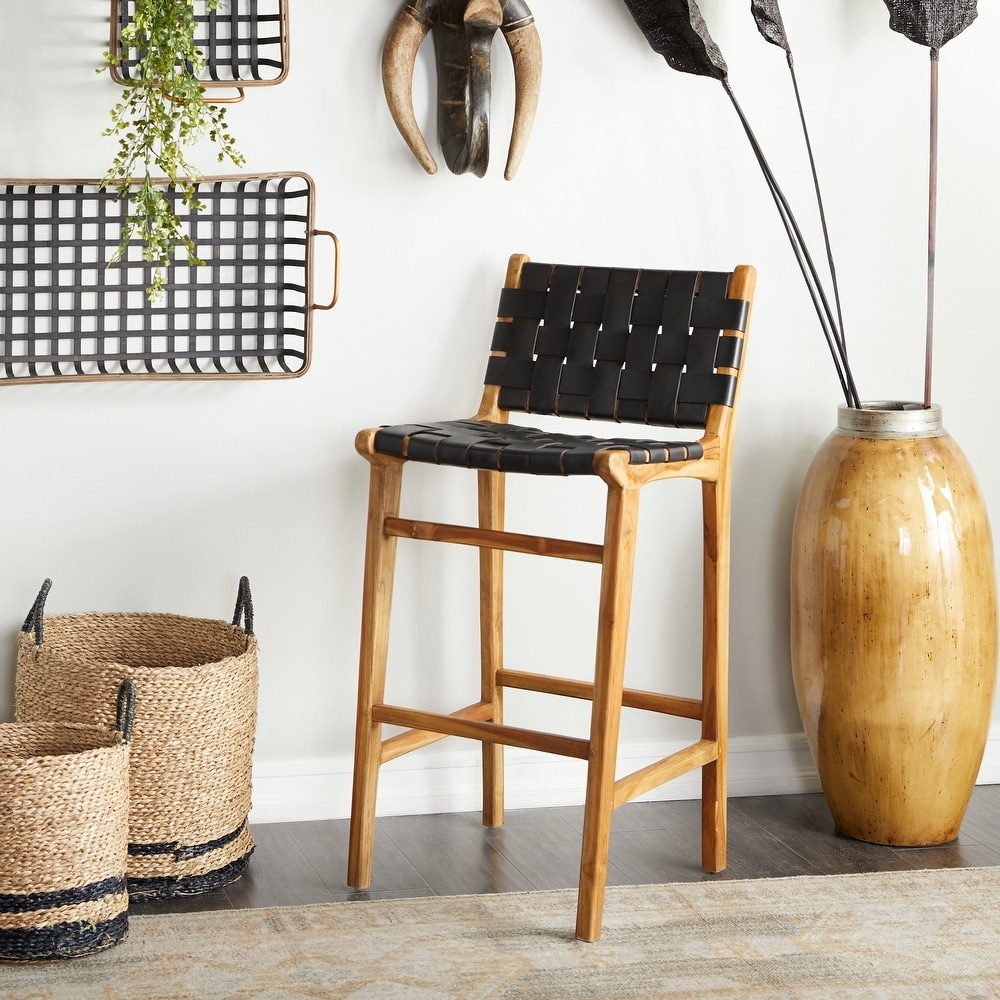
[791,402,998,845]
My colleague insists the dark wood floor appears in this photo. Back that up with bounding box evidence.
[130,784,1000,915]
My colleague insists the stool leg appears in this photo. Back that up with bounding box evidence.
[700,477,729,873]
[478,469,505,828]
[348,457,404,890]
[576,484,640,942]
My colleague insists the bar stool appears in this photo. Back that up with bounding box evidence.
[348,253,756,940]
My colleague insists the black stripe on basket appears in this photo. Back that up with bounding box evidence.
[127,850,254,901]
[0,876,126,915]
[0,912,128,962]
[128,818,248,861]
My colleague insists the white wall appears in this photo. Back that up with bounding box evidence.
[1,1,997,822]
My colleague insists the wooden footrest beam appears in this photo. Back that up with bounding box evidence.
[379,701,494,763]
[613,738,719,809]
[373,703,591,760]
[384,516,604,564]
[498,669,703,720]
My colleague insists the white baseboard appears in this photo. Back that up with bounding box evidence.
[974,728,1000,784]
[248,732,823,825]
[249,725,1000,825]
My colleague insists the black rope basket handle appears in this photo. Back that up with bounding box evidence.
[232,576,254,636]
[116,678,136,745]
[21,578,52,647]
[23,576,254,643]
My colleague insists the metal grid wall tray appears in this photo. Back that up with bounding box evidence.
[110,0,290,100]
[0,172,339,383]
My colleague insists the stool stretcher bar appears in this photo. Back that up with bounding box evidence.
[383,516,604,564]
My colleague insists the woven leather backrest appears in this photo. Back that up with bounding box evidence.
[485,262,749,429]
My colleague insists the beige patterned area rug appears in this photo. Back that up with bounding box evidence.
[3,867,1000,999]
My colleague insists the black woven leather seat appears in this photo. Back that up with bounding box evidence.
[374,418,703,474]
[349,254,756,942]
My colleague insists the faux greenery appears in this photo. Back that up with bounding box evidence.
[102,0,245,298]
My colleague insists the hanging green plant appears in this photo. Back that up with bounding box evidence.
[101,0,246,299]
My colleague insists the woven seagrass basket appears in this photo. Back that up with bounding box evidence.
[0,681,134,962]
[15,578,258,900]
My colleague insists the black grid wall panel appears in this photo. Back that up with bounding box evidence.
[0,175,311,380]
[486,262,748,430]
[114,0,287,83]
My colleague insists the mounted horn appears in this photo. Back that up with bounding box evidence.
[381,0,542,180]
[500,3,542,181]
[382,1,439,175]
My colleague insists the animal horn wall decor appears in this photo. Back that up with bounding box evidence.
[382,0,542,180]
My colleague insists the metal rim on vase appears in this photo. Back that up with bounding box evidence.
[836,401,946,440]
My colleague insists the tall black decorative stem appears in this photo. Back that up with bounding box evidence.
[722,79,861,409]
[786,57,847,361]
[924,49,940,409]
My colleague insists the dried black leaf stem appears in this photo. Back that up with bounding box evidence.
[722,79,861,408]
[784,55,847,360]
[924,48,939,408]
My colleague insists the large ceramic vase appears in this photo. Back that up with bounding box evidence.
[791,402,998,845]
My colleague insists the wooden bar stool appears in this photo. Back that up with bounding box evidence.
[348,254,756,941]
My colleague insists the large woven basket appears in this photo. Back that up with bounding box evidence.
[0,681,134,961]
[15,578,258,900]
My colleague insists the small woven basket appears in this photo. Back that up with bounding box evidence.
[0,681,134,962]
[15,579,258,900]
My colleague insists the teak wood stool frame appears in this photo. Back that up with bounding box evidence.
[348,254,756,941]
